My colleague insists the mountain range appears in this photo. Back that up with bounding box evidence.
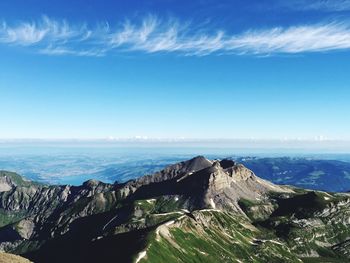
[239,157,350,192]
[0,156,349,262]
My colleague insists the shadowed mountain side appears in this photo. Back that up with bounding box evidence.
[23,209,152,263]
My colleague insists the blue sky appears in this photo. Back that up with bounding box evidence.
[1,0,350,140]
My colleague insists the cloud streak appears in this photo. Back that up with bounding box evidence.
[0,16,86,46]
[1,15,350,56]
[285,0,350,12]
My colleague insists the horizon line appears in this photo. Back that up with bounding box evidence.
[1,137,350,144]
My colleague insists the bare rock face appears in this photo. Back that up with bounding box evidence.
[0,171,22,192]
[175,159,293,212]
[16,219,35,240]
[0,177,12,192]
[0,252,33,263]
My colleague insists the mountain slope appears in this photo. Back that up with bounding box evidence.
[0,252,32,263]
[0,156,349,262]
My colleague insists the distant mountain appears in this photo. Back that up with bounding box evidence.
[239,157,350,192]
[3,154,350,192]
[0,157,350,262]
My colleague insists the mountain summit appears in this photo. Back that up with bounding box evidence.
[124,157,292,213]
[0,157,350,262]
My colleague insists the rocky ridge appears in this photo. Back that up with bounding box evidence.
[0,156,349,262]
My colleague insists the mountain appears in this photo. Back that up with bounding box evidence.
[239,157,350,192]
[0,156,349,262]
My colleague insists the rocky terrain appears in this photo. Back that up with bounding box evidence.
[0,252,32,263]
[0,156,349,262]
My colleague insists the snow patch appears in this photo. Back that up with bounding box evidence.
[165,220,175,226]
[146,199,156,204]
[153,211,182,216]
[135,251,147,263]
[210,198,216,209]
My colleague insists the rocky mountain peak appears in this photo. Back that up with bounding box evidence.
[123,157,292,213]
[176,158,293,211]
[83,179,101,188]
[211,160,221,168]
[185,155,213,171]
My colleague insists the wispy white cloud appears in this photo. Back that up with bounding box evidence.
[39,45,106,57]
[226,23,350,54]
[285,0,350,12]
[1,15,350,56]
[108,16,226,55]
[0,16,86,46]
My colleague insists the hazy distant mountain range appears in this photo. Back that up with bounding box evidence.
[239,157,350,192]
[0,156,350,262]
[1,152,350,192]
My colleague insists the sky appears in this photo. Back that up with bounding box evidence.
[1,0,350,141]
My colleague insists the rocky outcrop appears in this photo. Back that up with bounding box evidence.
[0,252,32,263]
[200,160,292,211]
[0,176,13,192]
